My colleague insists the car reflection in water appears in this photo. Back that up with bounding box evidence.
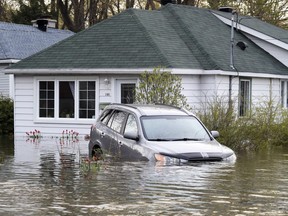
[88,104,236,164]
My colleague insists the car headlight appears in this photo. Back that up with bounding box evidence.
[154,153,183,164]
[223,153,237,163]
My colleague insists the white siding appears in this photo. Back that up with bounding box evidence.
[251,77,281,107]
[13,73,284,137]
[14,76,97,137]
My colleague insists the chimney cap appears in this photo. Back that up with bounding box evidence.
[32,17,57,29]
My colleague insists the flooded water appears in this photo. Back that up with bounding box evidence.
[1,136,288,215]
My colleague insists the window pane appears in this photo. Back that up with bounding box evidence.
[124,114,137,135]
[48,100,54,109]
[40,91,46,98]
[59,81,75,118]
[39,81,54,118]
[79,91,87,99]
[80,81,87,90]
[100,109,113,124]
[79,100,87,109]
[281,81,285,107]
[121,83,135,104]
[88,100,95,109]
[286,82,288,108]
[88,82,95,90]
[88,91,95,99]
[110,111,126,133]
[239,80,250,116]
[79,81,96,119]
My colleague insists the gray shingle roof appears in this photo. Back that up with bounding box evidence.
[0,22,74,60]
[8,4,288,75]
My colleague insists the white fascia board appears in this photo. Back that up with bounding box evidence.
[213,13,288,50]
[5,68,204,75]
[4,68,154,75]
[5,67,288,79]
[0,59,20,64]
[236,72,288,79]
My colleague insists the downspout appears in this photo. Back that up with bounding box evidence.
[229,10,237,112]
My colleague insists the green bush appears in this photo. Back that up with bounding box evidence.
[0,95,14,135]
[135,67,188,108]
[197,97,288,152]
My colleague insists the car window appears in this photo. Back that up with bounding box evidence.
[109,111,126,133]
[99,109,113,124]
[124,114,138,135]
[141,116,210,141]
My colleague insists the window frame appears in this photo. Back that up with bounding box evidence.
[239,78,251,117]
[114,78,137,104]
[280,80,288,108]
[34,76,99,123]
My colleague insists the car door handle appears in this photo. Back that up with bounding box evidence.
[100,132,105,138]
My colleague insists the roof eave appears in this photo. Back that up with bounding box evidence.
[5,68,288,79]
[212,13,288,50]
[0,59,20,64]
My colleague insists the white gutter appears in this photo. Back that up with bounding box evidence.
[5,68,288,79]
[212,13,288,51]
[0,59,20,64]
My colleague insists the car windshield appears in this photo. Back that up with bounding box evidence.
[141,115,211,141]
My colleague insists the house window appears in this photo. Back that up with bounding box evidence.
[59,81,75,118]
[121,83,135,104]
[79,81,96,118]
[239,78,251,116]
[280,81,288,108]
[39,81,54,118]
[38,79,97,120]
[116,79,137,104]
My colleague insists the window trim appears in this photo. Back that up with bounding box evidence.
[34,76,99,124]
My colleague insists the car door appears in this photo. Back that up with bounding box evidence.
[105,110,127,157]
[117,113,147,161]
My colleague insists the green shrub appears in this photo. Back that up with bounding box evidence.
[0,95,14,135]
[197,97,288,152]
[135,67,188,108]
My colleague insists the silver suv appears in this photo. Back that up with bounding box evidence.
[88,104,236,163]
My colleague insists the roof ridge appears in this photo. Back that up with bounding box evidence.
[127,9,172,68]
[163,5,221,70]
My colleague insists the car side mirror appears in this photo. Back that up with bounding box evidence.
[124,131,139,141]
[211,131,219,138]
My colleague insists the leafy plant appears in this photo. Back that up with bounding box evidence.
[135,67,189,108]
[197,96,288,152]
[0,95,14,135]
[26,129,41,138]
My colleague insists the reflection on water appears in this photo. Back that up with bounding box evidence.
[0,136,288,215]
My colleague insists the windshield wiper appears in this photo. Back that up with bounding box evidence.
[170,138,203,141]
[148,138,172,141]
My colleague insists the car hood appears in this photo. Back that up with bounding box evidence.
[145,140,234,161]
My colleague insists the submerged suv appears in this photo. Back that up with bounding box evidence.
[88,104,236,163]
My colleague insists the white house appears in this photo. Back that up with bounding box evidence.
[5,3,288,137]
[0,19,74,98]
